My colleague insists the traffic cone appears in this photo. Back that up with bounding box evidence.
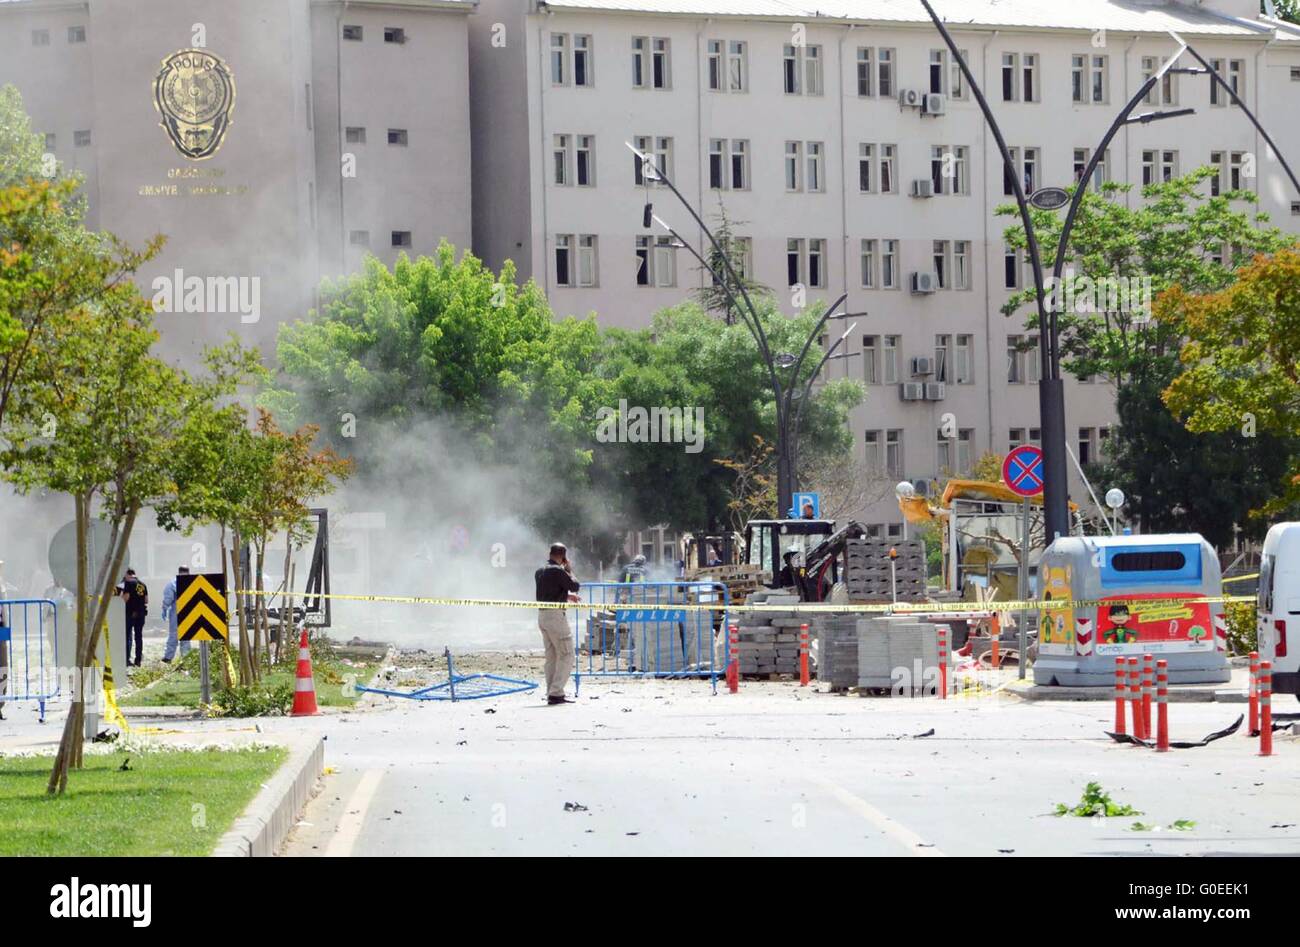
[291,628,320,717]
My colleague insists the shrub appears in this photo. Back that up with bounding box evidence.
[1224,600,1256,655]
[209,681,294,717]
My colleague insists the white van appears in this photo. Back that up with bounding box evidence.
[1258,523,1300,696]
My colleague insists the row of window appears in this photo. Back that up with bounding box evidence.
[551,134,1260,202]
[349,230,413,249]
[42,131,92,149]
[544,32,1284,102]
[864,426,1109,479]
[858,333,1097,387]
[29,26,85,46]
[345,126,410,146]
[342,25,408,44]
[550,230,1212,295]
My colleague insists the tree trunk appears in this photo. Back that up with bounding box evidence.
[253,540,265,673]
[277,537,293,664]
[231,534,252,684]
[47,502,138,795]
[218,527,232,689]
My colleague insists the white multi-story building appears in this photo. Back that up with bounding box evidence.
[2,0,1299,548]
[470,0,1300,536]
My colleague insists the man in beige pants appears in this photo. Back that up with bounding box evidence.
[535,542,580,704]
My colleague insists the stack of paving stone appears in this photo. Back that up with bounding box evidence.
[857,616,944,695]
[583,611,630,655]
[814,615,861,690]
[731,601,813,677]
[843,538,927,602]
[583,610,635,666]
[632,620,688,673]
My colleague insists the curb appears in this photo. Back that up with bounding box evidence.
[211,732,324,857]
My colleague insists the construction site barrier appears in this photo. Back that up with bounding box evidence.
[1113,657,1126,736]
[1260,660,1274,757]
[1142,653,1154,735]
[799,624,810,687]
[0,599,59,722]
[1128,657,1146,742]
[1248,651,1260,736]
[574,581,729,694]
[1156,659,1170,752]
[727,623,739,693]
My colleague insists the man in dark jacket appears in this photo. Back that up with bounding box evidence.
[115,568,149,666]
[535,543,580,704]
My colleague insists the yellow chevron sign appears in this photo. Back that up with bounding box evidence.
[177,572,228,642]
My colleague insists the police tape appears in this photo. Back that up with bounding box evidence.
[1222,572,1259,584]
[233,588,1258,616]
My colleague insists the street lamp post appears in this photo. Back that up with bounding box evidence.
[921,4,1300,548]
[921,0,1193,544]
[630,141,854,518]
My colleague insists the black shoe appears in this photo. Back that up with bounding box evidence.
[160,657,172,664]
[548,695,574,705]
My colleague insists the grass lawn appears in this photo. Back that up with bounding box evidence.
[122,655,380,709]
[0,747,288,856]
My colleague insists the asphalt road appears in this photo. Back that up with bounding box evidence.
[274,677,1300,857]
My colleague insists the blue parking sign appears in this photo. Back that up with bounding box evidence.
[791,492,820,519]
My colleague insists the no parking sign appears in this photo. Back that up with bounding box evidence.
[1003,445,1045,498]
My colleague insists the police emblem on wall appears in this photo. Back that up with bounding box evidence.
[153,48,236,160]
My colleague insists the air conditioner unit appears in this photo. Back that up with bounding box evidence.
[898,88,922,108]
[900,382,925,401]
[910,178,935,198]
[911,478,930,497]
[922,92,946,115]
[910,271,937,294]
[924,382,947,401]
[910,356,935,377]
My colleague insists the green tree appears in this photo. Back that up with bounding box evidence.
[1270,0,1300,25]
[692,201,769,325]
[239,410,351,668]
[265,243,611,534]
[1160,247,1300,520]
[0,85,156,433]
[595,301,863,531]
[998,169,1292,538]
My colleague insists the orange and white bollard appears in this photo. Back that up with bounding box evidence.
[291,628,320,717]
[1155,659,1169,752]
[1248,651,1260,735]
[1128,657,1146,741]
[727,623,739,694]
[1113,657,1127,736]
[1141,653,1154,735]
[937,625,948,699]
[1260,660,1274,757]
[990,615,1000,669]
[799,623,810,687]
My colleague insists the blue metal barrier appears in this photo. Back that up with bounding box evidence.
[0,599,59,722]
[574,581,729,694]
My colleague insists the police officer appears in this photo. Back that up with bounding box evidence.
[114,568,149,667]
[535,543,580,705]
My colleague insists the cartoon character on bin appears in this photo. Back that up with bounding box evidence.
[1104,603,1137,644]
